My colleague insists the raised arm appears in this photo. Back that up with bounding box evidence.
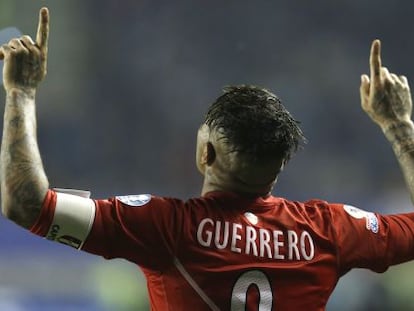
[360,39,414,203]
[0,8,50,228]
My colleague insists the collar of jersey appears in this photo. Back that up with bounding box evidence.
[203,190,278,207]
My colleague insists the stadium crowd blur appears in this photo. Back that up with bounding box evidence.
[1,0,413,310]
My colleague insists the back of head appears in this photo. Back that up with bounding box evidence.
[204,85,305,188]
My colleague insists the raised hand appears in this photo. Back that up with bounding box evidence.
[360,39,412,129]
[0,7,49,92]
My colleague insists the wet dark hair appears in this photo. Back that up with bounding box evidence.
[204,85,305,163]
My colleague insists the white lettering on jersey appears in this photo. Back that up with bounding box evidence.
[46,190,96,249]
[231,224,243,253]
[245,226,258,256]
[197,218,214,247]
[287,230,299,260]
[196,218,315,261]
[259,229,272,258]
[214,221,229,249]
[273,230,285,259]
[301,231,315,260]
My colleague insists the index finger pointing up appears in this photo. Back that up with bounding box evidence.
[369,39,382,85]
[36,7,49,51]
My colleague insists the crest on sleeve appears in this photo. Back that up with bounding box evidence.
[343,205,379,233]
[116,194,152,207]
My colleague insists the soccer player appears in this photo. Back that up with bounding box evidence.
[1,7,414,311]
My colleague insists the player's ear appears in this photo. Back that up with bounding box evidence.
[206,142,216,166]
[200,142,216,166]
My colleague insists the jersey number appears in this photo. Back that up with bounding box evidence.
[231,270,273,310]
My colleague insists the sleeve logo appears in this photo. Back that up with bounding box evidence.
[343,205,379,234]
[116,194,152,207]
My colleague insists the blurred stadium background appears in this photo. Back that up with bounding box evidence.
[1,0,414,310]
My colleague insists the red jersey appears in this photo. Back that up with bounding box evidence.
[30,189,414,311]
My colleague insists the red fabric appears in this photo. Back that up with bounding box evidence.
[331,205,414,274]
[31,190,414,311]
[29,189,57,237]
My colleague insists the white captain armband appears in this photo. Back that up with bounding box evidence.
[45,189,96,249]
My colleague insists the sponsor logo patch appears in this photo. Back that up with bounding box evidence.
[365,213,379,234]
[343,205,379,233]
[116,194,152,207]
[244,212,259,225]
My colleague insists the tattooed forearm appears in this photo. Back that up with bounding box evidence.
[383,120,414,203]
[1,88,48,228]
[384,122,414,156]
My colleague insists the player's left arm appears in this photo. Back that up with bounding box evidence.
[360,39,414,203]
[0,8,50,228]
[332,41,414,273]
[331,203,414,273]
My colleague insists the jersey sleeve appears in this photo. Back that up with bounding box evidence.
[30,189,184,270]
[330,203,414,274]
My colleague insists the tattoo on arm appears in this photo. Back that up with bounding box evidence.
[383,121,414,202]
[1,89,48,228]
[384,122,414,156]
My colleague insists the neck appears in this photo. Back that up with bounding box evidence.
[200,168,275,197]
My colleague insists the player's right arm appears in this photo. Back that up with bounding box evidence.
[360,39,414,203]
[0,8,50,228]
[0,9,180,273]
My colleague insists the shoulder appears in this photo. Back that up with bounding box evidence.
[273,197,342,235]
[106,193,231,220]
[110,193,185,209]
[101,193,187,223]
[276,197,336,216]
